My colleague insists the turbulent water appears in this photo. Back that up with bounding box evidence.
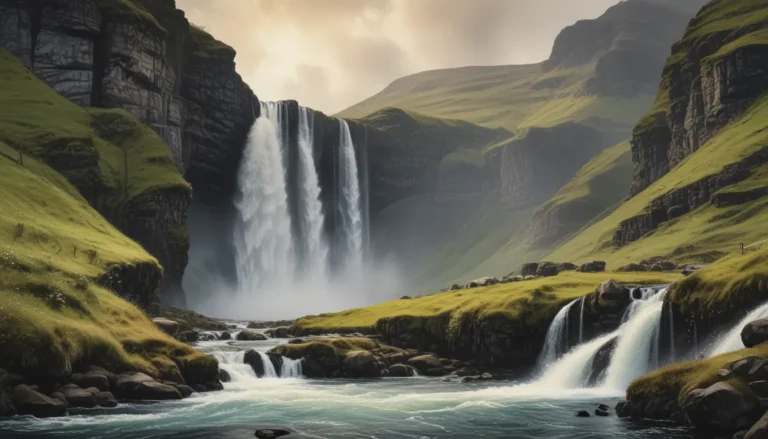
[0,334,692,439]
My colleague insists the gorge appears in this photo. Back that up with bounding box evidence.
[2,0,768,438]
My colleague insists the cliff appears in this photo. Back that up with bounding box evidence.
[0,0,259,302]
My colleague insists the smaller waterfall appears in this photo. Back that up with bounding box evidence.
[337,119,363,268]
[578,296,586,344]
[281,358,304,378]
[296,106,327,276]
[212,351,257,383]
[708,302,768,356]
[537,331,619,388]
[259,352,279,378]
[537,298,580,368]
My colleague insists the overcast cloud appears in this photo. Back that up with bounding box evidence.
[177,0,620,114]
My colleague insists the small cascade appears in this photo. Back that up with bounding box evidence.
[281,358,304,378]
[537,331,619,388]
[259,352,279,378]
[212,351,257,383]
[537,298,580,368]
[708,302,768,356]
[578,296,586,344]
[337,119,363,269]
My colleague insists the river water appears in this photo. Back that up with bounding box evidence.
[0,333,692,439]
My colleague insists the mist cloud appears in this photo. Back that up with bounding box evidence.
[177,0,620,113]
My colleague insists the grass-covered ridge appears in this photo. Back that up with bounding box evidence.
[293,271,682,335]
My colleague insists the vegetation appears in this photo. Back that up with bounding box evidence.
[189,24,236,59]
[293,271,682,335]
[272,337,389,359]
[95,0,165,33]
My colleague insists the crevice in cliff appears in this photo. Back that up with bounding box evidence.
[26,0,41,66]
[90,16,108,107]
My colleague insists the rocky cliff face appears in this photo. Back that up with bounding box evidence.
[0,0,258,301]
[629,1,768,196]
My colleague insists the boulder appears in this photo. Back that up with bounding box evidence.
[0,391,17,417]
[424,367,447,376]
[220,331,232,340]
[535,261,560,277]
[595,280,630,309]
[682,381,759,431]
[73,371,110,391]
[580,260,606,273]
[745,409,768,439]
[520,262,539,277]
[237,329,268,341]
[114,373,183,400]
[407,355,442,373]
[198,332,218,341]
[94,391,118,408]
[595,408,609,417]
[62,387,97,408]
[557,262,577,272]
[265,327,292,338]
[178,330,199,343]
[465,277,498,288]
[255,428,293,439]
[50,392,67,406]
[750,381,768,398]
[743,319,768,349]
[730,357,768,380]
[617,263,647,272]
[449,284,462,291]
[152,317,180,337]
[244,349,268,377]
[218,369,231,383]
[576,410,590,417]
[343,350,386,378]
[12,385,67,418]
[288,338,305,344]
[388,364,416,377]
[87,366,117,388]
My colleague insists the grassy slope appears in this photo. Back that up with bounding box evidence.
[0,49,204,376]
[547,92,768,267]
[294,271,682,335]
[629,247,768,402]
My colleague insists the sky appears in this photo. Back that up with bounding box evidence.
[177,0,621,114]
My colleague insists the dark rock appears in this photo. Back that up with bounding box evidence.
[743,319,768,349]
[50,392,67,406]
[597,403,609,411]
[750,381,768,398]
[237,329,268,341]
[745,409,768,439]
[114,373,183,400]
[736,430,748,439]
[465,277,498,288]
[407,355,442,373]
[594,279,630,311]
[557,262,578,271]
[342,350,386,378]
[731,357,768,380]
[174,384,193,398]
[255,427,293,438]
[461,376,476,383]
[94,391,118,408]
[266,327,291,338]
[595,408,609,417]
[480,373,493,381]
[87,366,117,389]
[288,338,305,344]
[218,369,231,383]
[179,330,199,343]
[521,262,539,277]
[12,385,67,418]
[536,261,560,277]
[388,364,416,377]
[400,295,412,300]
[617,263,647,272]
[73,371,110,392]
[0,391,17,417]
[220,331,232,340]
[244,350,268,377]
[425,367,446,377]
[576,410,590,417]
[580,260,606,273]
[682,381,759,431]
[62,387,96,408]
[439,358,452,366]
[616,401,629,418]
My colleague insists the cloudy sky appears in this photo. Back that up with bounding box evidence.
[177,0,620,114]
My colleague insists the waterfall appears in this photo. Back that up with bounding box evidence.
[537,331,619,388]
[233,102,294,295]
[537,298,579,368]
[281,358,304,378]
[296,106,328,277]
[578,296,586,344]
[212,351,258,383]
[602,288,668,390]
[337,119,363,268]
[708,302,768,356]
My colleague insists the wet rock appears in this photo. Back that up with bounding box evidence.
[594,280,630,311]
[255,427,293,438]
[152,317,180,337]
[0,392,17,417]
[244,350,268,377]
[179,330,199,343]
[220,331,232,340]
[520,262,539,277]
[615,401,629,418]
[597,403,609,411]
[535,261,560,277]
[175,384,194,398]
[62,386,96,408]
[580,260,606,273]
[461,376,476,383]
[73,371,110,392]
[576,410,590,417]
[198,332,218,342]
[682,381,759,431]
[743,319,768,349]
[480,373,494,381]
[407,354,442,373]
[218,369,231,383]
[288,338,305,344]
[388,364,417,377]
[12,385,67,418]
[50,392,67,406]
[343,350,386,378]
[595,408,609,417]
[425,367,446,377]
[439,358,452,366]
[94,391,118,408]
[237,329,268,341]
[115,373,183,401]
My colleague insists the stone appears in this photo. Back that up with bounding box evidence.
[596,279,630,303]
[87,366,117,388]
[465,277,498,288]
[595,408,609,417]
[557,262,577,271]
[115,373,183,400]
[425,367,446,377]
[731,357,768,379]
[617,263,647,272]
[342,350,385,378]
[50,392,67,406]
[520,262,539,277]
[682,381,760,431]
[535,261,560,277]
[743,319,768,348]
[439,358,452,366]
[288,338,304,344]
[523,275,538,281]
[255,428,293,438]
[449,284,462,291]
[580,260,606,273]
[576,410,590,417]
[400,295,411,300]
[220,331,232,340]
[615,401,629,418]
[750,381,768,398]
[73,371,110,391]
[62,387,97,408]
[178,330,199,343]
[198,332,218,341]
[745,409,768,439]
[0,391,17,417]
[94,391,118,408]
[237,329,268,341]
[244,349,268,377]
[12,385,67,418]
[461,376,476,383]
[597,403,609,411]
[407,354,443,373]
[719,369,734,378]
[152,317,180,337]
[265,327,291,338]
[388,364,416,377]
[218,369,231,383]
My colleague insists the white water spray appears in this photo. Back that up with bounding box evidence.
[536,331,619,388]
[538,298,579,367]
[708,302,768,356]
[281,358,304,378]
[337,119,363,269]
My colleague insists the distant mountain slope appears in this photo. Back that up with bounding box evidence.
[340,0,705,135]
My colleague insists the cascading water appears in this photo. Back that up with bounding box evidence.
[708,301,768,356]
[537,331,619,388]
[537,298,579,368]
[281,358,304,378]
[337,119,363,269]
